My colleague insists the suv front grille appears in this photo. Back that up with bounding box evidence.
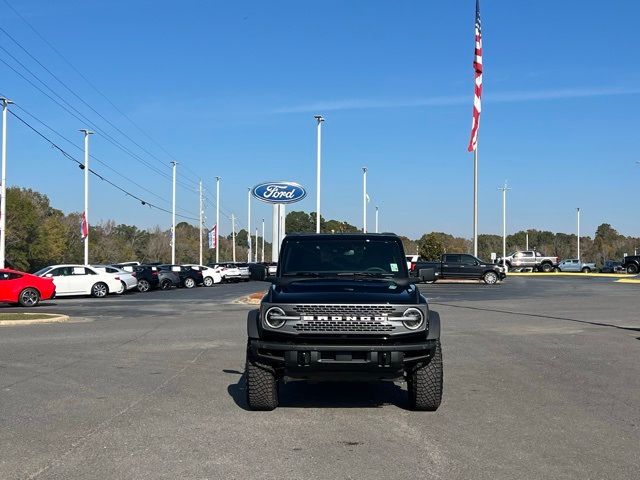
[291,304,395,317]
[292,320,395,333]
[290,304,397,334]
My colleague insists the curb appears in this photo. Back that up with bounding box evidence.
[235,292,266,305]
[507,272,629,278]
[0,314,70,326]
[615,278,640,284]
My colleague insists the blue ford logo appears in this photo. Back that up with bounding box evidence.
[251,181,307,204]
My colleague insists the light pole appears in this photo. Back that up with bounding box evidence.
[254,227,258,262]
[261,218,265,262]
[215,176,220,264]
[315,115,324,233]
[362,167,367,233]
[171,161,177,264]
[576,207,581,261]
[231,213,236,262]
[247,188,252,263]
[0,97,13,269]
[498,181,511,268]
[375,206,379,233]
[526,231,529,251]
[79,129,94,265]
[199,180,203,265]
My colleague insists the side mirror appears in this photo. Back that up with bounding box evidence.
[418,268,436,283]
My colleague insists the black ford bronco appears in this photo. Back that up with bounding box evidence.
[245,233,443,411]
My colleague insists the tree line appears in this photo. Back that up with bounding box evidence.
[5,190,637,272]
[6,187,271,272]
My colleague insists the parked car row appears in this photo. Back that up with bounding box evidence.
[0,260,276,308]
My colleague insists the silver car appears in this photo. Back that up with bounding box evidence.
[557,259,597,273]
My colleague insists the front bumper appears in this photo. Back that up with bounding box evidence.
[249,338,437,377]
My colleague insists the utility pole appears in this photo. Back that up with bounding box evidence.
[231,213,236,263]
[0,97,13,269]
[498,181,511,268]
[79,129,94,265]
[314,115,324,233]
[362,167,367,233]
[375,206,379,233]
[247,188,252,263]
[261,218,265,262]
[576,207,581,261]
[199,179,203,265]
[215,176,220,264]
[171,161,177,264]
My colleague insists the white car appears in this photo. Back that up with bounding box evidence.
[209,263,242,282]
[93,265,138,293]
[266,262,277,275]
[183,265,222,287]
[34,264,123,298]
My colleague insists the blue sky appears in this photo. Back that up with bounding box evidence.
[1,0,639,240]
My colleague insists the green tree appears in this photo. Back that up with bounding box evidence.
[417,233,445,260]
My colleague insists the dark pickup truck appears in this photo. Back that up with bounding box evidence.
[410,253,506,285]
[622,255,640,274]
[245,233,442,411]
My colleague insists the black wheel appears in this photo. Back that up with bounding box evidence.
[541,262,553,273]
[184,277,196,289]
[246,351,279,411]
[483,271,498,285]
[137,279,150,292]
[407,340,443,411]
[91,282,108,298]
[581,267,591,273]
[160,279,172,290]
[203,276,214,287]
[18,288,40,307]
[627,264,639,275]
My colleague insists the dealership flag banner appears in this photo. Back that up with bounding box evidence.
[467,0,483,152]
[208,224,217,249]
[80,212,88,240]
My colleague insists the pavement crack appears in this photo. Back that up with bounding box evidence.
[431,302,640,333]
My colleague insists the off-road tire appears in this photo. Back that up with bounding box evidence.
[541,262,553,273]
[407,340,443,411]
[203,276,214,287]
[137,279,150,292]
[627,264,639,275]
[246,352,279,411]
[483,271,498,285]
[18,288,40,307]
[184,277,196,289]
[91,282,108,298]
[581,267,591,273]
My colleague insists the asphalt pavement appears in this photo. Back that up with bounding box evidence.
[1,277,638,479]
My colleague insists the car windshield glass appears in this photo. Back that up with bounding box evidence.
[279,238,406,277]
[33,267,50,276]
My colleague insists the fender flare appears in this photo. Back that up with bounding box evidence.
[247,309,260,339]
[426,310,440,340]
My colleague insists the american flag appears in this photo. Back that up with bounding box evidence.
[467,0,483,152]
[80,212,88,239]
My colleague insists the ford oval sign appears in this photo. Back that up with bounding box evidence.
[251,181,307,204]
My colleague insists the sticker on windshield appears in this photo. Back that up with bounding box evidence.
[390,263,398,272]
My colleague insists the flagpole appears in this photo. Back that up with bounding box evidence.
[80,129,94,265]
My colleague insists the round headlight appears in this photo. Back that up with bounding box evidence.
[402,307,424,330]
[264,306,286,329]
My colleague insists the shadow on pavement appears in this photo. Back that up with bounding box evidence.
[226,369,409,410]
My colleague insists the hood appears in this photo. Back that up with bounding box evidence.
[268,279,420,305]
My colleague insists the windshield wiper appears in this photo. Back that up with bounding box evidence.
[282,272,323,277]
[336,272,395,279]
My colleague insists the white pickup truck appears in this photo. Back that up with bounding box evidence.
[497,251,559,272]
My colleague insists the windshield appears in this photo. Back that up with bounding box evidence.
[280,237,407,277]
[33,267,50,276]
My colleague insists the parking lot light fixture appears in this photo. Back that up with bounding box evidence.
[362,167,368,233]
[79,129,94,265]
[0,97,13,269]
[314,115,324,233]
[498,181,511,269]
[215,176,220,264]
[577,207,581,262]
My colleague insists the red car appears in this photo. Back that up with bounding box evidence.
[0,269,56,307]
